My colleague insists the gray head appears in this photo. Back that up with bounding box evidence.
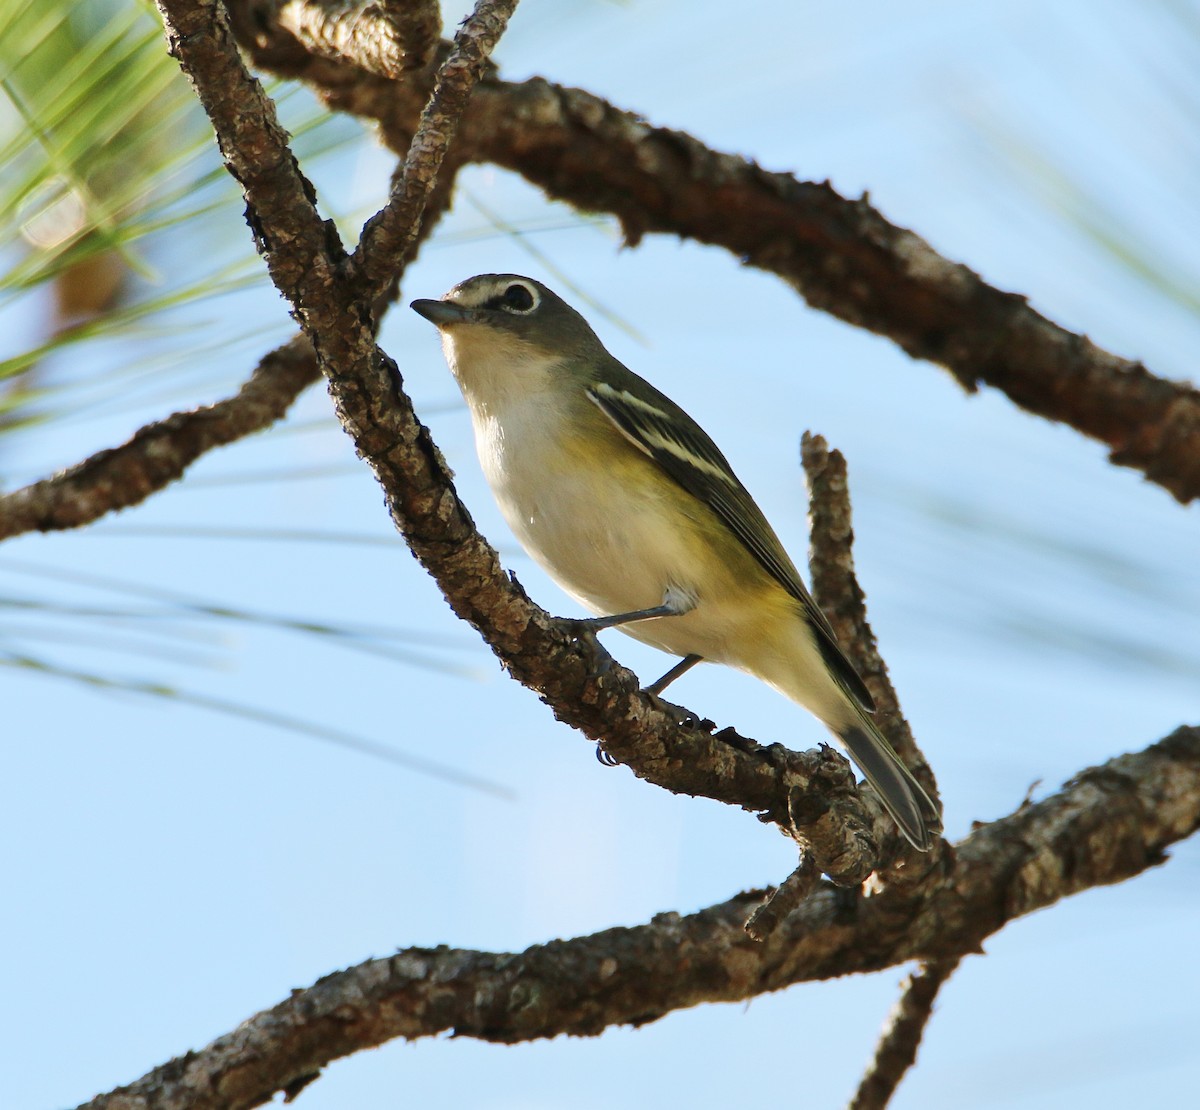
[411,274,605,366]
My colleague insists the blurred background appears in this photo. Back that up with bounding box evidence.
[1,1,1197,1107]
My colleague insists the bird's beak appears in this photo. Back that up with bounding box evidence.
[411,298,471,327]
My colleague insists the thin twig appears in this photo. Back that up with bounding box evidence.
[0,337,318,539]
[0,161,460,541]
[848,957,963,1110]
[350,0,519,295]
[745,433,945,939]
[801,432,941,817]
[0,0,472,542]
[744,855,819,941]
[800,433,929,771]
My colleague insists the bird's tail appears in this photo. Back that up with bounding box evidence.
[835,706,941,852]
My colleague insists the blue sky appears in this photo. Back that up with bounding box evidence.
[2,1,1198,1107]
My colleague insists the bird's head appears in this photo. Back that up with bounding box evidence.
[412,274,605,396]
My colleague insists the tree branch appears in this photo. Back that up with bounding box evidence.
[349,0,518,293]
[79,725,1200,1110]
[226,8,1200,503]
[802,433,939,807]
[848,957,962,1110]
[0,337,317,539]
[743,855,819,942]
[0,158,459,543]
[275,0,442,77]
[748,435,945,937]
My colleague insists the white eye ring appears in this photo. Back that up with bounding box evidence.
[498,281,539,314]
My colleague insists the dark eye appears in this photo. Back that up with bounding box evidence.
[501,283,535,312]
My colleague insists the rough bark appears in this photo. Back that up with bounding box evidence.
[78,726,1200,1110]
[275,0,442,77]
[0,337,317,538]
[848,958,962,1110]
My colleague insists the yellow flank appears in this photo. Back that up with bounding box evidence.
[480,401,849,725]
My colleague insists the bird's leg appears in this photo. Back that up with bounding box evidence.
[560,586,696,679]
[571,585,697,634]
[644,653,702,696]
[640,653,705,729]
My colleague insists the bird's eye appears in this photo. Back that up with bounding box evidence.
[500,282,536,313]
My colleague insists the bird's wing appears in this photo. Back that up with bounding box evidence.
[587,377,875,712]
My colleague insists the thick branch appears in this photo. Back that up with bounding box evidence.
[79,726,1200,1110]
[276,0,441,77]
[848,957,962,1110]
[414,81,1200,504]
[228,11,1200,503]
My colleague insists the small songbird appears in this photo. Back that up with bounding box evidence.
[412,274,940,850]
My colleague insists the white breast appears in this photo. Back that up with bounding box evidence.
[442,330,832,699]
[472,387,681,616]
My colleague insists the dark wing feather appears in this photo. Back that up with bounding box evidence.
[587,374,875,712]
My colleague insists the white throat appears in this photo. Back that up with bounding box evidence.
[442,327,565,416]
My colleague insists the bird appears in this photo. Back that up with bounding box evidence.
[411,273,940,851]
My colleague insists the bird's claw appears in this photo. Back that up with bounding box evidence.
[642,689,708,730]
[556,618,615,679]
[595,744,619,767]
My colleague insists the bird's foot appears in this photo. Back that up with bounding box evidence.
[641,689,712,731]
[554,617,615,678]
